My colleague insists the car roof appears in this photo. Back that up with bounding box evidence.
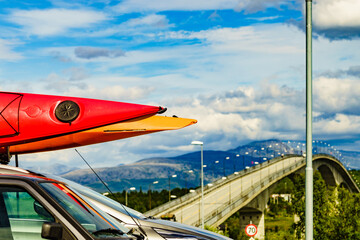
[0,164,60,182]
[0,164,32,174]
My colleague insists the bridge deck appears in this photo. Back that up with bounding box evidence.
[145,154,358,227]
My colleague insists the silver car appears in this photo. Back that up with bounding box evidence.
[0,165,134,240]
[49,175,232,240]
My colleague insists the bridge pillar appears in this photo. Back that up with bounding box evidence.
[238,188,269,239]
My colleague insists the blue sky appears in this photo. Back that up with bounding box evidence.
[1,0,360,168]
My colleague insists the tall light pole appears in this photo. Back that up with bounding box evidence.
[214,160,219,176]
[149,180,158,210]
[236,154,240,172]
[125,187,136,206]
[168,174,177,202]
[191,140,204,229]
[305,0,313,239]
[184,170,193,191]
[245,152,249,167]
[224,156,229,177]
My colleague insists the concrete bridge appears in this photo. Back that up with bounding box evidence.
[145,154,359,239]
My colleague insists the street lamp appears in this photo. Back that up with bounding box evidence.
[265,145,270,159]
[125,187,136,206]
[224,157,229,177]
[184,170,193,191]
[214,160,220,177]
[168,174,177,202]
[244,152,249,170]
[191,140,204,229]
[149,180,158,210]
[236,154,240,172]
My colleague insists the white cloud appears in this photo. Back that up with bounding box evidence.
[65,84,154,101]
[19,149,76,163]
[235,0,286,13]
[63,67,89,81]
[126,14,171,28]
[42,72,87,92]
[71,14,173,38]
[164,84,306,148]
[74,46,125,59]
[0,39,23,61]
[313,0,360,29]
[113,0,239,13]
[7,8,108,36]
[246,16,281,21]
[113,0,291,14]
[163,25,304,54]
[315,114,360,135]
[314,77,360,115]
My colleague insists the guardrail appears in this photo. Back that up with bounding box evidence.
[145,153,358,226]
[201,157,305,226]
[145,154,302,217]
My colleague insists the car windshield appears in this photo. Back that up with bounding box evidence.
[79,189,146,219]
[40,182,130,238]
[46,174,146,219]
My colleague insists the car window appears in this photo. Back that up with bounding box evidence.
[46,174,146,219]
[0,185,55,240]
[40,182,128,238]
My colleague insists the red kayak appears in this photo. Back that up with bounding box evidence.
[0,92,164,147]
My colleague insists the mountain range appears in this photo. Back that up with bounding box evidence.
[43,139,359,193]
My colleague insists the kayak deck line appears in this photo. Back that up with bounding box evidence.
[104,129,147,132]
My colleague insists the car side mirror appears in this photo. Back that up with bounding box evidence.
[41,222,63,240]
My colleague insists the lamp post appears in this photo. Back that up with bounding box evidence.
[245,152,249,168]
[125,187,136,206]
[191,140,204,229]
[149,180,158,210]
[224,157,229,177]
[253,149,258,162]
[168,174,177,202]
[214,160,219,176]
[236,154,240,172]
[267,145,272,159]
[184,170,193,191]
[305,0,313,238]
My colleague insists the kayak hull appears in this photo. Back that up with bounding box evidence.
[0,92,163,147]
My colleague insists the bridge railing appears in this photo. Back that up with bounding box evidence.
[146,153,355,224]
[199,156,305,226]
[145,154,302,217]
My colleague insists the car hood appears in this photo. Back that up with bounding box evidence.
[140,218,232,240]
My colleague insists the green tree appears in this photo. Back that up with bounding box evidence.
[312,171,336,240]
[291,171,337,239]
[291,173,305,239]
[332,187,360,239]
[290,171,360,239]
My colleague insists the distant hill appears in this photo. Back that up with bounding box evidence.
[26,163,79,175]
[60,139,360,192]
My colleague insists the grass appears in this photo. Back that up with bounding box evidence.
[265,214,295,240]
